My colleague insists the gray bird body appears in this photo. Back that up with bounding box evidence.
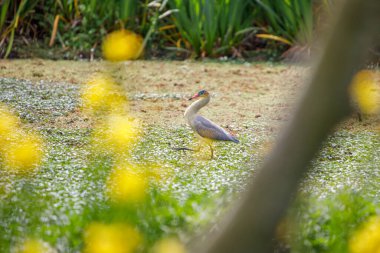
[184,94,239,143]
[192,115,239,143]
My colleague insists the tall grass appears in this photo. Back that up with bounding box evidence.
[0,0,39,58]
[0,0,143,58]
[43,0,143,56]
[1,0,321,59]
[169,0,254,57]
[254,0,313,45]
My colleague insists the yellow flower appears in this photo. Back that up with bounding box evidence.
[102,30,143,62]
[81,75,127,114]
[349,216,380,253]
[93,114,140,154]
[106,164,147,203]
[105,115,139,150]
[84,222,141,253]
[16,238,55,253]
[2,134,44,173]
[350,70,380,114]
[152,238,187,253]
[0,105,19,144]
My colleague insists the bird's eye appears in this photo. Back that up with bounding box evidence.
[199,90,204,95]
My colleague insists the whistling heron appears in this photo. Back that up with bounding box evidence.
[184,90,239,159]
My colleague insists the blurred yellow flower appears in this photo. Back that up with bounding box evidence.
[2,134,44,173]
[84,222,141,253]
[93,114,140,154]
[81,75,127,114]
[0,105,19,143]
[106,115,139,149]
[350,70,380,114]
[102,30,143,62]
[152,238,187,253]
[349,216,380,253]
[107,165,147,203]
[16,238,55,253]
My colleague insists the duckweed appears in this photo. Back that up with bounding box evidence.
[0,77,378,252]
[0,78,78,123]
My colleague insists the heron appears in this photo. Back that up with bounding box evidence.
[184,90,239,159]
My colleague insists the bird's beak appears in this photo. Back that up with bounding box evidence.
[189,93,199,101]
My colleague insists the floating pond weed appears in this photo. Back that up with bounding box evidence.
[2,62,378,252]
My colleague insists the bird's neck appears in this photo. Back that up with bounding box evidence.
[184,96,210,120]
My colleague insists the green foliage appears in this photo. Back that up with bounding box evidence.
[290,191,377,253]
[169,0,254,57]
[289,131,380,253]
[0,77,255,252]
[0,0,39,58]
[254,0,313,45]
[1,0,145,58]
[41,0,144,56]
[0,0,326,59]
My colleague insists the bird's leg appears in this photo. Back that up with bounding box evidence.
[207,143,214,159]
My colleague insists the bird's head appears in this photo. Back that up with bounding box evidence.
[189,90,209,100]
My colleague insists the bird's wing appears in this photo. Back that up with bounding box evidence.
[193,115,238,142]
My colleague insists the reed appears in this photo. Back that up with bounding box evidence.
[0,0,322,58]
[0,0,38,58]
[169,0,253,57]
[254,0,313,45]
